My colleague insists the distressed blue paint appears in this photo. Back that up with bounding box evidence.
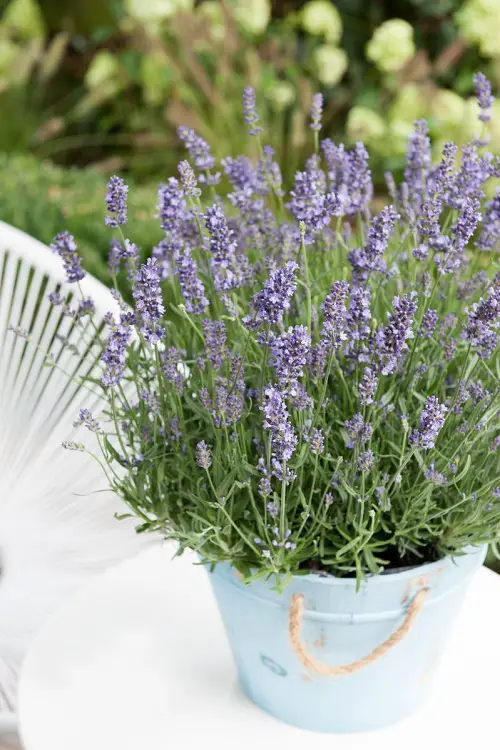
[207,545,486,733]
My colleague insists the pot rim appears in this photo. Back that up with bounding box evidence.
[284,543,487,588]
[209,543,487,589]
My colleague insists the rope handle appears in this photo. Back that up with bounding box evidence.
[288,587,428,677]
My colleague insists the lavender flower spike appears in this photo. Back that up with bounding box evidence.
[462,280,500,359]
[262,385,298,462]
[321,281,349,348]
[403,120,431,211]
[202,319,227,370]
[410,396,448,450]
[157,178,187,233]
[132,258,165,345]
[196,441,212,469]
[243,86,263,136]
[174,246,209,315]
[375,292,418,375]
[310,93,323,132]
[474,72,494,122]
[177,126,216,173]
[247,260,298,328]
[204,203,246,290]
[178,160,200,198]
[101,312,133,387]
[345,413,373,449]
[50,231,85,283]
[349,205,398,280]
[73,408,100,433]
[359,367,378,406]
[269,325,311,394]
[105,175,128,227]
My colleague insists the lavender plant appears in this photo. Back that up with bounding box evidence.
[15,81,500,582]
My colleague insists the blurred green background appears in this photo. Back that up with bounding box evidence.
[1,0,500,256]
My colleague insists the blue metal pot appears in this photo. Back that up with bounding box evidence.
[207,545,486,733]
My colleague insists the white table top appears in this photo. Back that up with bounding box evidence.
[18,543,500,750]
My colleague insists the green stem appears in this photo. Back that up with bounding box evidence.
[299,223,312,336]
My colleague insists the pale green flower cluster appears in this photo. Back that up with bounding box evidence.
[456,0,500,58]
[300,0,343,44]
[125,0,194,31]
[299,1,347,87]
[366,19,416,73]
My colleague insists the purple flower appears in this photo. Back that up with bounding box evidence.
[222,155,257,192]
[310,93,323,132]
[446,145,491,211]
[309,427,324,455]
[345,285,372,362]
[426,142,457,199]
[288,157,340,234]
[358,449,375,472]
[262,384,298,462]
[243,86,262,136]
[424,463,446,486]
[293,383,313,411]
[410,396,448,450]
[308,342,327,379]
[403,120,431,212]
[259,477,272,496]
[349,206,398,281]
[451,197,481,254]
[132,258,165,345]
[50,232,85,283]
[196,440,212,469]
[140,389,160,415]
[322,141,373,216]
[108,238,123,275]
[157,178,187,233]
[490,435,500,452]
[417,199,442,245]
[162,347,184,392]
[271,458,296,484]
[247,260,298,327]
[202,319,226,369]
[204,204,248,290]
[420,309,438,339]
[101,312,133,387]
[170,417,182,440]
[346,143,373,215]
[462,280,500,359]
[108,238,138,277]
[178,126,216,174]
[269,325,311,394]
[174,246,209,315]
[212,371,245,427]
[321,281,349,348]
[73,408,100,432]
[375,292,418,375]
[345,413,373,449]
[477,189,500,251]
[359,367,378,406]
[105,175,128,227]
[178,160,200,198]
[474,72,494,122]
[258,145,283,196]
[470,381,489,404]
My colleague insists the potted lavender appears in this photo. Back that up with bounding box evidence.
[15,77,500,733]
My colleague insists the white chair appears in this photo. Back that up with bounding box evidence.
[0,221,151,736]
